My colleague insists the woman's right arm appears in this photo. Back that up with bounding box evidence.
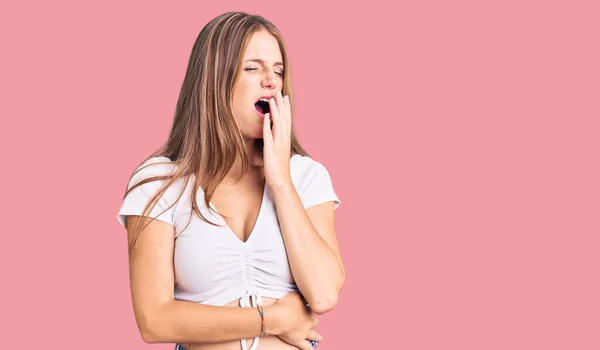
[126,215,321,348]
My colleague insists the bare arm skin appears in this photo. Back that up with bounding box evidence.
[125,216,321,347]
[270,182,346,315]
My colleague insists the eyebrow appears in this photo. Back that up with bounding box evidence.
[244,58,284,67]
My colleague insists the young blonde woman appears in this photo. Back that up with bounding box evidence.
[117,12,344,350]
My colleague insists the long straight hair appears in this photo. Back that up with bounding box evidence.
[123,12,310,255]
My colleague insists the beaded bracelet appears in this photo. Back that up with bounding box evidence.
[257,305,268,337]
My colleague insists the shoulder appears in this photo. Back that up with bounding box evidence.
[289,154,340,209]
[290,153,327,176]
[123,156,183,199]
[135,156,175,174]
[118,156,181,229]
[128,156,175,185]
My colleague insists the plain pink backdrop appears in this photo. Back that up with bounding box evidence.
[1,1,598,349]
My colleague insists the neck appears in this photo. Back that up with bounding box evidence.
[225,137,263,181]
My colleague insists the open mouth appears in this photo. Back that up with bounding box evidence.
[254,99,270,117]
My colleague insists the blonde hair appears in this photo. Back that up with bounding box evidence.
[122,12,310,255]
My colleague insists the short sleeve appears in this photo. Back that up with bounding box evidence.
[116,157,176,229]
[297,159,341,210]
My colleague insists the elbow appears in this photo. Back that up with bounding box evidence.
[307,274,345,315]
[309,292,339,315]
[140,326,161,344]
[135,300,175,343]
[137,312,165,344]
[139,319,161,344]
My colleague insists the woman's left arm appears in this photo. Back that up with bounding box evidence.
[262,91,345,315]
[271,182,346,315]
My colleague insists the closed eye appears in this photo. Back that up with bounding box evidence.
[244,68,284,77]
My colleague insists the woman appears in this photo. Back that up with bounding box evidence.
[117,12,345,350]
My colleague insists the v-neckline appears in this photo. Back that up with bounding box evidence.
[208,181,268,245]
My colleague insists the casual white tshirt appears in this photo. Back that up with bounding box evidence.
[116,154,340,350]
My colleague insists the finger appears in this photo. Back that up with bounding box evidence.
[268,97,279,140]
[263,113,272,145]
[280,94,289,137]
[273,91,286,141]
[307,329,323,342]
[311,317,320,328]
[276,91,288,137]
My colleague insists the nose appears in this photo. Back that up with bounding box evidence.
[261,70,279,90]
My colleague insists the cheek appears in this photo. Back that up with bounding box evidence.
[233,94,250,112]
[231,95,252,121]
[231,77,256,115]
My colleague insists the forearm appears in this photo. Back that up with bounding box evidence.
[271,181,344,313]
[141,300,282,344]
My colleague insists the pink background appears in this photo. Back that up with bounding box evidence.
[2,0,599,349]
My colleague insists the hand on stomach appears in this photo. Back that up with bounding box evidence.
[181,297,299,350]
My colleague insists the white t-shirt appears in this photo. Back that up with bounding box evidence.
[116,153,340,349]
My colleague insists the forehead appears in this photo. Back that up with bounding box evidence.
[243,30,282,61]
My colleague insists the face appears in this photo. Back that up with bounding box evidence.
[231,30,284,139]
